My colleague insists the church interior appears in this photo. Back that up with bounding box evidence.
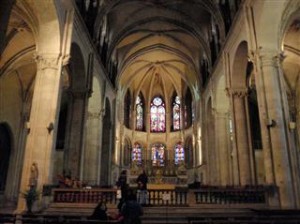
[0,0,300,223]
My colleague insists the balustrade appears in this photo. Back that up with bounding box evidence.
[53,188,117,204]
[194,186,269,205]
[51,185,271,207]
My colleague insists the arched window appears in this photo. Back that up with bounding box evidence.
[136,94,144,131]
[124,90,131,128]
[172,95,181,131]
[150,96,166,132]
[151,143,165,166]
[174,142,184,165]
[132,142,142,165]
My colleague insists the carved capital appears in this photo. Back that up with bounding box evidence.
[34,54,61,70]
[226,87,248,98]
[87,112,101,120]
[258,49,285,68]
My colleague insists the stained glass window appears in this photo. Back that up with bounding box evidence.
[173,96,181,131]
[150,96,166,132]
[151,143,165,166]
[174,142,185,165]
[136,94,144,131]
[132,142,142,165]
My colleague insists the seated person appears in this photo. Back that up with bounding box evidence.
[121,190,143,224]
[90,201,108,220]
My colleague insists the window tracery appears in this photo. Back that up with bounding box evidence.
[174,142,185,165]
[136,94,144,131]
[151,143,165,166]
[132,142,142,165]
[150,96,166,132]
[172,96,181,131]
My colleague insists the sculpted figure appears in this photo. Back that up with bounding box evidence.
[29,162,38,188]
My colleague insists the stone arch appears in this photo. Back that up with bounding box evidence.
[254,1,286,51]
[62,43,87,180]
[231,41,248,88]
[230,41,254,186]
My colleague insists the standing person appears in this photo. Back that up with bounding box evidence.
[121,190,143,224]
[136,169,148,206]
[117,170,128,210]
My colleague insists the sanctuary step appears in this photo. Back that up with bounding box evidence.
[1,208,300,224]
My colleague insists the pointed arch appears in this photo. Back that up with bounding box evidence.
[172,93,181,131]
[151,143,166,166]
[174,142,184,165]
[132,142,143,165]
[135,93,144,131]
[150,96,166,133]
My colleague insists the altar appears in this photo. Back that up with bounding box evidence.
[128,161,188,188]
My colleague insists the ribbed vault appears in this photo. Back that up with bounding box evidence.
[94,0,225,98]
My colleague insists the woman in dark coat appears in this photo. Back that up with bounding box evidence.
[121,190,143,224]
[90,201,108,220]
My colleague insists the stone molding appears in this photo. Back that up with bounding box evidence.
[34,54,62,70]
[226,87,248,98]
[87,111,101,120]
[258,49,285,68]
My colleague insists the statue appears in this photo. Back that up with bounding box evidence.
[130,160,140,176]
[29,162,38,188]
[177,161,187,176]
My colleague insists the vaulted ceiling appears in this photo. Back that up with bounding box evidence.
[94,0,225,99]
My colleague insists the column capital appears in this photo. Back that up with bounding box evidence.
[258,48,285,68]
[34,53,62,70]
[214,110,228,118]
[87,111,101,120]
[226,87,248,98]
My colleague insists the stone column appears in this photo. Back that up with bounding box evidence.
[17,54,63,211]
[83,111,101,185]
[96,109,105,184]
[215,111,230,186]
[65,90,88,179]
[229,88,252,186]
[259,50,295,208]
[208,110,219,185]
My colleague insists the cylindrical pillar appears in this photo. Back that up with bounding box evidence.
[17,54,63,211]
